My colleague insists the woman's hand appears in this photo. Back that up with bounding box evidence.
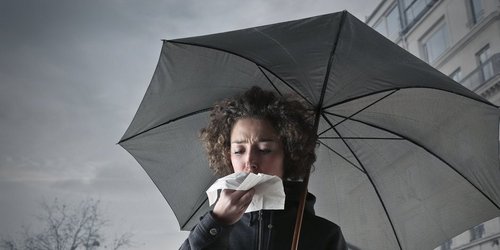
[212,188,255,225]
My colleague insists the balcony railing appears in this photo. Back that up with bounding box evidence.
[460,53,500,91]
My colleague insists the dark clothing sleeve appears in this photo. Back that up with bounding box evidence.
[179,211,233,250]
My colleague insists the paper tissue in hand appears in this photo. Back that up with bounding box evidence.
[206,172,285,213]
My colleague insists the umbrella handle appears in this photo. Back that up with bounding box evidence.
[291,168,310,250]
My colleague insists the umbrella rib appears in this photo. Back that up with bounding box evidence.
[318,127,331,137]
[256,65,313,106]
[331,126,404,250]
[323,86,498,110]
[319,89,398,137]
[331,89,398,128]
[320,112,365,170]
[318,89,399,135]
[319,136,404,140]
[321,109,404,249]
[315,11,347,128]
[317,140,365,174]
[330,113,500,211]
[167,40,313,106]
[258,66,282,96]
[181,197,209,229]
[118,108,212,144]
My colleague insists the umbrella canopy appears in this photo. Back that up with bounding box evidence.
[119,11,500,250]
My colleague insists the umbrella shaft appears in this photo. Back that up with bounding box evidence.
[291,169,310,250]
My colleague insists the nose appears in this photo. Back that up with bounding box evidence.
[244,149,259,173]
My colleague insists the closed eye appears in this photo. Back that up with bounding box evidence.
[232,147,245,155]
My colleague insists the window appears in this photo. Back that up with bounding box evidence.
[374,20,388,37]
[403,0,437,26]
[476,45,494,81]
[373,5,401,40]
[386,6,401,39]
[449,68,462,82]
[470,224,485,241]
[469,0,484,24]
[421,22,449,63]
[440,239,452,250]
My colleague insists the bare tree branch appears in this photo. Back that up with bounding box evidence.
[1,198,134,250]
[112,232,134,250]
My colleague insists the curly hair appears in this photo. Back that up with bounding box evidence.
[200,86,317,179]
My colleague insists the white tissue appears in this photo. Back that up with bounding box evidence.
[206,172,285,213]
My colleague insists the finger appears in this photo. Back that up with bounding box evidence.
[239,197,253,211]
[247,188,255,196]
[239,188,255,203]
[221,189,236,196]
[230,189,250,199]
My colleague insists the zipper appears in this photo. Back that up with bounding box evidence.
[257,210,263,250]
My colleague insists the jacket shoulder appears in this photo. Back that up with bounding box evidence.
[301,213,347,249]
[304,213,340,229]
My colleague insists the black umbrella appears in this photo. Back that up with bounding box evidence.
[119,11,500,250]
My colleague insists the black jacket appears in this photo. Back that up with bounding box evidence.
[180,182,347,250]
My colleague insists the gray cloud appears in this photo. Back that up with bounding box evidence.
[0,0,380,248]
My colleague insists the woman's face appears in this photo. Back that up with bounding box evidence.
[230,118,284,178]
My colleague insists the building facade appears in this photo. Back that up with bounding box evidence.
[366,0,500,105]
[366,0,500,249]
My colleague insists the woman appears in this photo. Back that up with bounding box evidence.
[180,86,346,250]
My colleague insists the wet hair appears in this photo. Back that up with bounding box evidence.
[200,86,317,179]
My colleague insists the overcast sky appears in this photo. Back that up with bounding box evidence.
[0,1,380,249]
